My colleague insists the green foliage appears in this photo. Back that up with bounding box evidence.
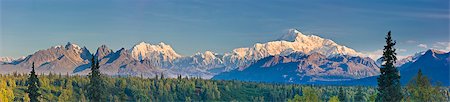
[377,31,402,102]
[87,56,106,101]
[1,72,448,101]
[354,87,366,101]
[287,94,303,102]
[26,62,41,102]
[369,93,376,102]
[288,87,320,102]
[405,69,447,102]
[329,96,339,102]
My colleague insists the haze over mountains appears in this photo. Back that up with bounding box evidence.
[335,49,449,86]
[1,29,448,85]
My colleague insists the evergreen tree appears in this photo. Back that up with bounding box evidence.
[26,62,41,102]
[338,87,346,102]
[87,55,106,101]
[405,69,447,102]
[406,69,430,101]
[287,94,303,102]
[354,87,365,101]
[377,31,402,101]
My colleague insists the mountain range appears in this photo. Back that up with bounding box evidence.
[212,52,379,83]
[213,49,449,85]
[1,29,448,85]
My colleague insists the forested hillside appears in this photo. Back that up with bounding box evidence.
[0,73,378,102]
[1,72,448,102]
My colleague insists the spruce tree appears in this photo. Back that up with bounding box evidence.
[354,87,365,101]
[405,69,446,101]
[377,31,402,101]
[26,62,41,102]
[338,87,346,102]
[87,55,105,101]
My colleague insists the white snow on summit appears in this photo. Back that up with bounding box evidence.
[221,29,362,69]
[0,57,14,63]
[130,42,181,61]
[192,51,223,66]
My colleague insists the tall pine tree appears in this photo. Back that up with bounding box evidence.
[87,55,106,101]
[354,87,365,101]
[406,69,430,101]
[338,87,346,102]
[405,69,446,101]
[377,31,402,101]
[26,62,41,102]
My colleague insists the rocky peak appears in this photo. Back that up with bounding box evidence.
[95,45,113,59]
[130,42,181,61]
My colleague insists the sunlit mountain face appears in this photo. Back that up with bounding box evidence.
[0,29,367,78]
[2,28,447,86]
[1,1,449,102]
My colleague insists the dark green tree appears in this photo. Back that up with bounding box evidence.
[26,62,41,102]
[338,87,346,102]
[405,69,447,101]
[377,31,402,101]
[354,87,365,101]
[406,69,430,101]
[87,55,106,101]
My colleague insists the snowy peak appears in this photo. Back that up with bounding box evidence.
[278,29,306,42]
[95,45,113,59]
[61,42,89,57]
[0,57,14,63]
[130,42,181,61]
[279,29,335,44]
[377,49,448,67]
[423,49,448,59]
[193,51,221,61]
[278,29,358,56]
[427,49,447,54]
[222,29,361,70]
[65,42,82,50]
[4,42,93,73]
[173,50,224,70]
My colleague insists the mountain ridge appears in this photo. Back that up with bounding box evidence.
[2,29,441,82]
[213,51,380,83]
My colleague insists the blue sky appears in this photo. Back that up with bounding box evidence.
[1,0,449,59]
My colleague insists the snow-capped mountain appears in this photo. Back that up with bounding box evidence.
[337,49,450,86]
[130,42,181,61]
[95,45,114,60]
[213,52,379,83]
[399,49,449,85]
[376,51,425,67]
[173,51,224,70]
[0,42,92,74]
[0,57,15,63]
[0,29,374,79]
[222,29,361,70]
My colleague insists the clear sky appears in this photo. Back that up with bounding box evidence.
[1,0,449,59]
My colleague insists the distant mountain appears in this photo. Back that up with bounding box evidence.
[129,42,181,67]
[0,57,15,63]
[0,29,396,80]
[339,49,449,86]
[212,52,379,83]
[399,49,449,85]
[0,42,92,74]
[221,29,361,71]
[213,49,449,86]
[173,51,224,70]
[375,51,424,67]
